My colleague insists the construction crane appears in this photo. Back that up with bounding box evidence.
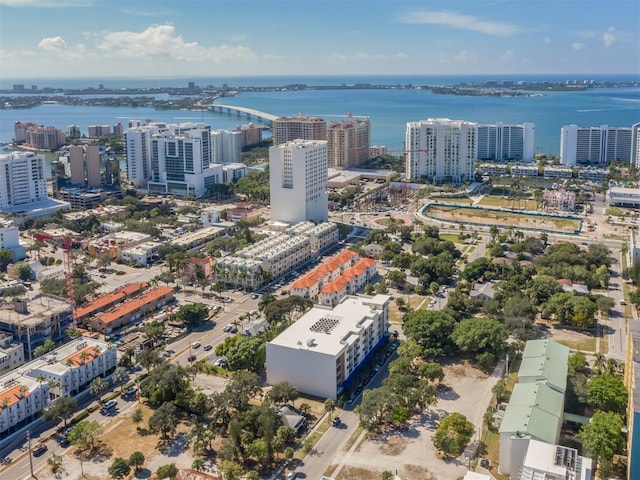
[33,233,78,311]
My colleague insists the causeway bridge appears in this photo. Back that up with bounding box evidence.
[206,104,278,123]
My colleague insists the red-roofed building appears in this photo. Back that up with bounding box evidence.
[318,258,377,307]
[292,250,360,299]
[76,282,147,322]
[89,286,174,333]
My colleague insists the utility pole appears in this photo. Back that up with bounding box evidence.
[26,430,35,479]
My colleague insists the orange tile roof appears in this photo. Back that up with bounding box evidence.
[96,286,174,325]
[64,345,102,367]
[320,277,348,294]
[292,273,322,290]
[0,384,30,409]
[188,257,213,265]
[293,250,359,290]
[76,282,147,319]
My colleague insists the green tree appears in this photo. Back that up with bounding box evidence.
[266,381,299,405]
[0,249,12,272]
[156,463,179,479]
[586,374,628,415]
[108,457,131,479]
[111,366,130,393]
[577,410,624,479]
[192,458,206,471]
[432,412,475,457]
[324,398,336,420]
[144,320,165,341]
[226,336,266,372]
[136,348,162,372]
[68,420,102,450]
[148,401,179,439]
[128,451,145,473]
[451,317,507,356]
[43,396,77,426]
[132,407,144,430]
[402,310,456,357]
[176,303,209,327]
[89,376,108,403]
[11,261,32,281]
[568,352,588,374]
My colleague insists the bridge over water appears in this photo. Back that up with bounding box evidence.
[206,104,278,123]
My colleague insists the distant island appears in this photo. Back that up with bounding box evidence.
[1,79,638,110]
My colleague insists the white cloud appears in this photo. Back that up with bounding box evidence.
[603,27,616,47]
[572,42,585,51]
[38,36,67,52]
[438,49,479,64]
[329,51,408,62]
[97,25,256,63]
[399,10,521,36]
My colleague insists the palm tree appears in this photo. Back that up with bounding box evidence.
[191,458,206,472]
[593,353,607,373]
[258,293,277,313]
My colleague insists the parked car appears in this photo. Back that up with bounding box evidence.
[103,400,117,410]
[125,386,137,396]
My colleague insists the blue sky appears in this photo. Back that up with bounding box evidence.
[0,0,638,79]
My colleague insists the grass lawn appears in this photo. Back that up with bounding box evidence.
[426,205,581,233]
[482,430,508,480]
[439,233,461,243]
[429,196,472,205]
[555,337,597,352]
[478,195,538,211]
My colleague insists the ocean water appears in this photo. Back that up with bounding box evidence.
[1,75,639,155]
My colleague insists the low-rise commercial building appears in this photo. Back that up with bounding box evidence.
[518,439,592,480]
[0,333,24,374]
[266,295,391,400]
[121,241,163,266]
[609,187,640,208]
[75,282,147,323]
[90,286,174,333]
[543,189,576,211]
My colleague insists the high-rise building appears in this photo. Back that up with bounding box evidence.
[234,123,263,149]
[14,122,65,150]
[211,129,242,163]
[0,152,48,209]
[112,122,124,137]
[327,114,371,169]
[88,125,111,137]
[272,115,327,145]
[405,118,477,183]
[477,122,535,162]
[69,145,101,187]
[560,124,633,166]
[66,125,81,138]
[269,139,328,224]
[147,123,221,197]
[125,124,163,187]
[631,123,640,169]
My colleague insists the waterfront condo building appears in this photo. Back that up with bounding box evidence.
[211,129,242,164]
[266,294,391,400]
[560,124,633,166]
[327,114,371,169]
[632,122,640,169]
[14,122,65,150]
[0,151,48,209]
[405,118,477,183]
[125,123,161,187]
[477,122,535,162]
[272,115,327,145]
[68,145,101,187]
[269,139,329,225]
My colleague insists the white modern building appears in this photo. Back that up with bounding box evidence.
[518,439,592,480]
[632,122,640,169]
[327,114,371,169]
[269,139,329,224]
[405,118,477,183]
[0,226,25,261]
[147,123,222,197]
[266,295,391,400]
[560,125,633,166]
[125,123,162,187]
[0,338,117,438]
[0,333,24,374]
[222,163,248,183]
[121,241,163,266]
[0,151,48,209]
[609,187,640,208]
[477,122,535,162]
[511,164,540,177]
[211,129,242,164]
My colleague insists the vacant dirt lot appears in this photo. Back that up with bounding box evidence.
[335,360,503,480]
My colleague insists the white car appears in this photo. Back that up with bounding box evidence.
[192,342,201,349]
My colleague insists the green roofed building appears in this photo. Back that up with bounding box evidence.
[518,339,569,393]
[498,339,569,476]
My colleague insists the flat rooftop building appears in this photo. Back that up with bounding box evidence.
[266,294,390,400]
